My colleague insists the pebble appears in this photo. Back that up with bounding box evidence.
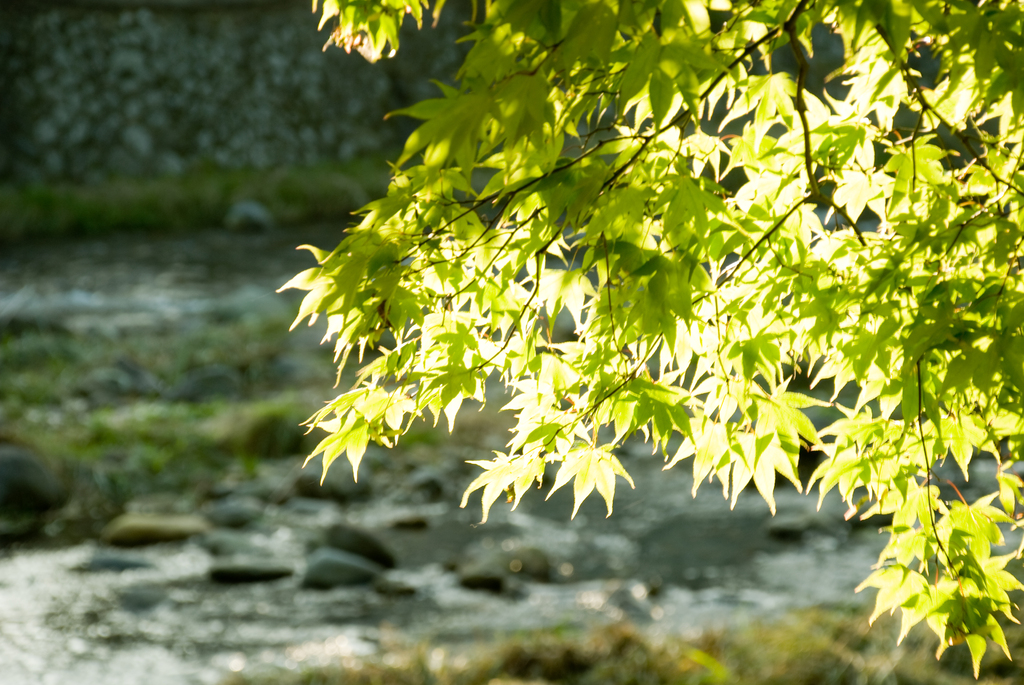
[405,466,447,502]
[458,558,506,592]
[389,515,429,530]
[204,497,263,528]
[209,557,293,583]
[766,513,817,541]
[101,513,211,546]
[198,529,260,557]
[324,522,395,568]
[302,547,383,589]
[373,575,416,597]
[79,551,155,572]
[457,546,551,592]
[119,584,167,612]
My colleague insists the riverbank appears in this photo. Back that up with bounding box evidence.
[222,609,1024,685]
[0,159,387,242]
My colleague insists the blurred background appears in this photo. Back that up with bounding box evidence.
[1,1,1022,684]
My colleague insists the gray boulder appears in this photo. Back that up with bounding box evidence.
[302,547,383,589]
[324,522,395,568]
[0,444,65,513]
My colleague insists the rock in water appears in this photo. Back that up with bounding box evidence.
[224,200,275,232]
[324,523,395,568]
[0,444,65,513]
[198,529,260,556]
[204,497,263,528]
[101,513,211,546]
[405,466,447,502]
[457,546,551,592]
[766,512,816,541]
[373,575,416,596]
[458,557,506,592]
[210,557,293,583]
[508,546,550,582]
[79,551,155,573]
[302,548,383,589]
[119,584,167,612]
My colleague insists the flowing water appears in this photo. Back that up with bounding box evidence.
[0,226,895,684]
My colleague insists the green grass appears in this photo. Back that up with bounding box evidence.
[0,158,391,242]
[0,317,333,512]
[220,609,1024,685]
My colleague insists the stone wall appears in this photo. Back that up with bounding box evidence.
[0,0,467,183]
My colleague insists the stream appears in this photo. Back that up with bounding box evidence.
[0,226,893,684]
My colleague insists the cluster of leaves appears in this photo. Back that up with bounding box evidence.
[290,0,1024,671]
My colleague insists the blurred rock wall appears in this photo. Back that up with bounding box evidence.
[0,0,467,183]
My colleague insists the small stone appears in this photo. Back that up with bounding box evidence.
[456,546,551,592]
[165,364,243,403]
[224,200,275,232]
[0,444,65,514]
[457,551,509,593]
[210,557,293,583]
[80,551,154,573]
[303,547,383,589]
[766,512,816,540]
[119,584,167,612]
[507,546,550,582]
[405,466,447,502]
[373,575,416,596]
[324,522,395,568]
[458,563,505,592]
[198,529,259,557]
[101,513,211,546]
[389,515,428,530]
[204,497,263,528]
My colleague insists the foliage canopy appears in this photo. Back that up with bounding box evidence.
[290,0,1024,672]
